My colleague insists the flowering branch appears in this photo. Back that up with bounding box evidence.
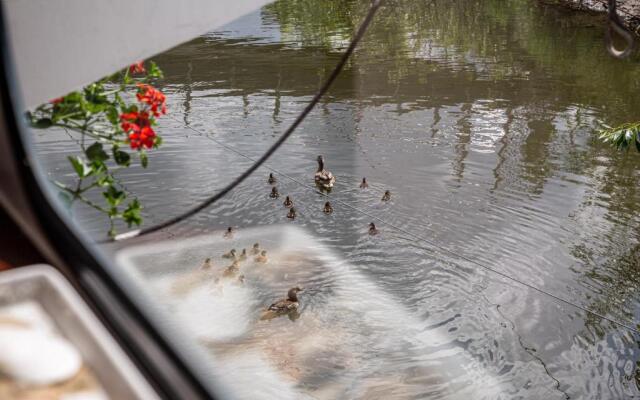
[27,61,167,238]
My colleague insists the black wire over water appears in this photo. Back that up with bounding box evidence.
[106,0,383,242]
[605,0,635,58]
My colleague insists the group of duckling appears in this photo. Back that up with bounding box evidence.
[219,239,303,320]
[201,156,390,321]
[211,241,268,284]
[267,155,391,236]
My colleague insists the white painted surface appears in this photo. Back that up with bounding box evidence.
[2,0,270,108]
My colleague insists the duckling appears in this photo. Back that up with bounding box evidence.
[314,155,336,189]
[238,248,248,262]
[200,257,213,270]
[261,287,304,320]
[236,274,245,285]
[368,222,379,235]
[323,201,333,214]
[287,207,296,220]
[283,196,293,208]
[255,250,268,263]
[251,242,261,255]
[360,177,369,189]
[268,173,276,184]
[223,226,234,238]
[222,248,237,259]
[381,190,391,202]
[270,187,280,199]
[222,260,240,278]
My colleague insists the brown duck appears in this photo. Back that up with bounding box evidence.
[261,287,304,320]
[314,155,336,189]
[283,196,293,208]
[287,207,296,220]
[255,250,268,263]
[200,258,213,270]
[360,177,369,189]
[268,173,276,184]
[222,249,237,259]
[381,190,391,202]
[222,260,240,278]
[223,226,234,238]
[323,201,333,214]
[251,242,261,255]
[270,187,280,199]
[368,222,379,235]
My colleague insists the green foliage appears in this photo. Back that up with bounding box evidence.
[599,122,640,152]
[28,61,165,238]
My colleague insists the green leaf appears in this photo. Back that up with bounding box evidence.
[85,142,109,163]
[113,148,131,166]
[103,185,125,207]
[68,156,91,178]
[106,106,119,126]
[31,118,53,129]
[147,61,164,79]
[123,199,143,227]
[140,151,148,168]
[96,174,114,187]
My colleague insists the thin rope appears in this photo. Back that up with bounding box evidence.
[167,118,640,336]
[106,0,382,242]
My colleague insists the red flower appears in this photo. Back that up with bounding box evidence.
[50,97,64,104]
[136,84,166,117]
[120,110,155,150]
[129,61,145,74]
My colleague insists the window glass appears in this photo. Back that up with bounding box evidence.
[24,0,640,398]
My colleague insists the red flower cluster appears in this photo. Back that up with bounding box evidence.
[136,84,166,117]
[129,61,145,74]
[50,97,64,104]
[120,111,156,150]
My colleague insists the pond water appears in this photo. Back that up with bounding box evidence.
[33,0,640,398]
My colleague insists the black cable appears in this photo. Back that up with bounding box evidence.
[603,0,635,58]
[106,0,383,242]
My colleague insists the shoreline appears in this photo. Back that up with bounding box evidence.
[542,0,640,34]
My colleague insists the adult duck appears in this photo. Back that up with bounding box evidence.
[314,155,336,189]
[261,287,304,320]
